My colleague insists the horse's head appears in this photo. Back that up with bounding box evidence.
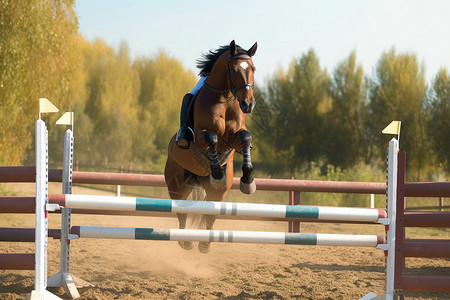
[227,40,258,114]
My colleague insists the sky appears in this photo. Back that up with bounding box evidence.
[75,0,450,84]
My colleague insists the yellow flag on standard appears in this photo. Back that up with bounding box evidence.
[39,98,59,114]
[382,121,401,135]
[56,112,73,126]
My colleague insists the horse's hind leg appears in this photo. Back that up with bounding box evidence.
[176,213,194,250]
[198,214,216,254]
[175,178,195,250]
[165,155,194,250]
[198,168,232,254]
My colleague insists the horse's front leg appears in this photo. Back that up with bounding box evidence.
[237,130,256,194]
[203,131,226,190]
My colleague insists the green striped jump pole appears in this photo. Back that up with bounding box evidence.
[49,194,386,223]
[71,226,386,247]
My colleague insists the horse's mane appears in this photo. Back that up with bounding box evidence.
[196,44,247,77]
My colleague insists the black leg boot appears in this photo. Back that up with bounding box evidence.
[176,93,194,149]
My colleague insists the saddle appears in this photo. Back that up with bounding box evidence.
[186,93,197,130]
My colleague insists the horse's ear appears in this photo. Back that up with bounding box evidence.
[230,40,238,56]
[247,42,258,57]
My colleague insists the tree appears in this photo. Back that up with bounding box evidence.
[82,40,140,165]
[367,48,427,179]
[0,0,79,165]
[253,50,330,175]
[427,68,450,174]
[328,50,364,168]
[132,52,196,169]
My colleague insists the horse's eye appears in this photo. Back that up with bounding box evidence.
[231,68,238,74]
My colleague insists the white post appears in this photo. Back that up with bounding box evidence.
[370,194,375,209]
[48,129,93,298]
[27,119,62,300]
[35,119,48,293]
[61,130,73,275]
[48,130,78,297]
[385,138,399,299]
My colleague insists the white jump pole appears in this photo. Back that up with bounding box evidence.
[50,195,387,224]
[71,226,386,248]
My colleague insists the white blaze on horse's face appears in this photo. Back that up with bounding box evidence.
[240,61,249,70]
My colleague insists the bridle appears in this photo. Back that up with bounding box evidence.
[204,54,254,103]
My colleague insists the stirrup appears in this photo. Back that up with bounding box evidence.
[176,127,195,149]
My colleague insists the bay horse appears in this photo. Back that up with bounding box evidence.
[164,40,258,253]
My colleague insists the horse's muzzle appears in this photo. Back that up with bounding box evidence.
[239,99,255,114]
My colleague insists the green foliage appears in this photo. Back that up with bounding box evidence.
[81,40,140,165]
[427,68,450,173]
[226,161,386,208]
[0,5,448,181]
[327,51,365,168]
[246,47,448,179]
[251,49,331,175]
[297,162,385,207]
[0,0,79,165]
[132,52,196,168]
[70,43,195,171]
[367,48,428,180]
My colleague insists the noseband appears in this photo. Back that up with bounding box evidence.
[204,54,254,102]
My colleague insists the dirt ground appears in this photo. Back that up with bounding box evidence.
[1,183,449,300]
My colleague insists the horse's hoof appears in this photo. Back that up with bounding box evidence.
[198,242,211,254]
[178,241,194,250]
[210,173,226,190]
[240,178,256,194]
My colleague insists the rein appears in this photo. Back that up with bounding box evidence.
[204,54,254,102]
